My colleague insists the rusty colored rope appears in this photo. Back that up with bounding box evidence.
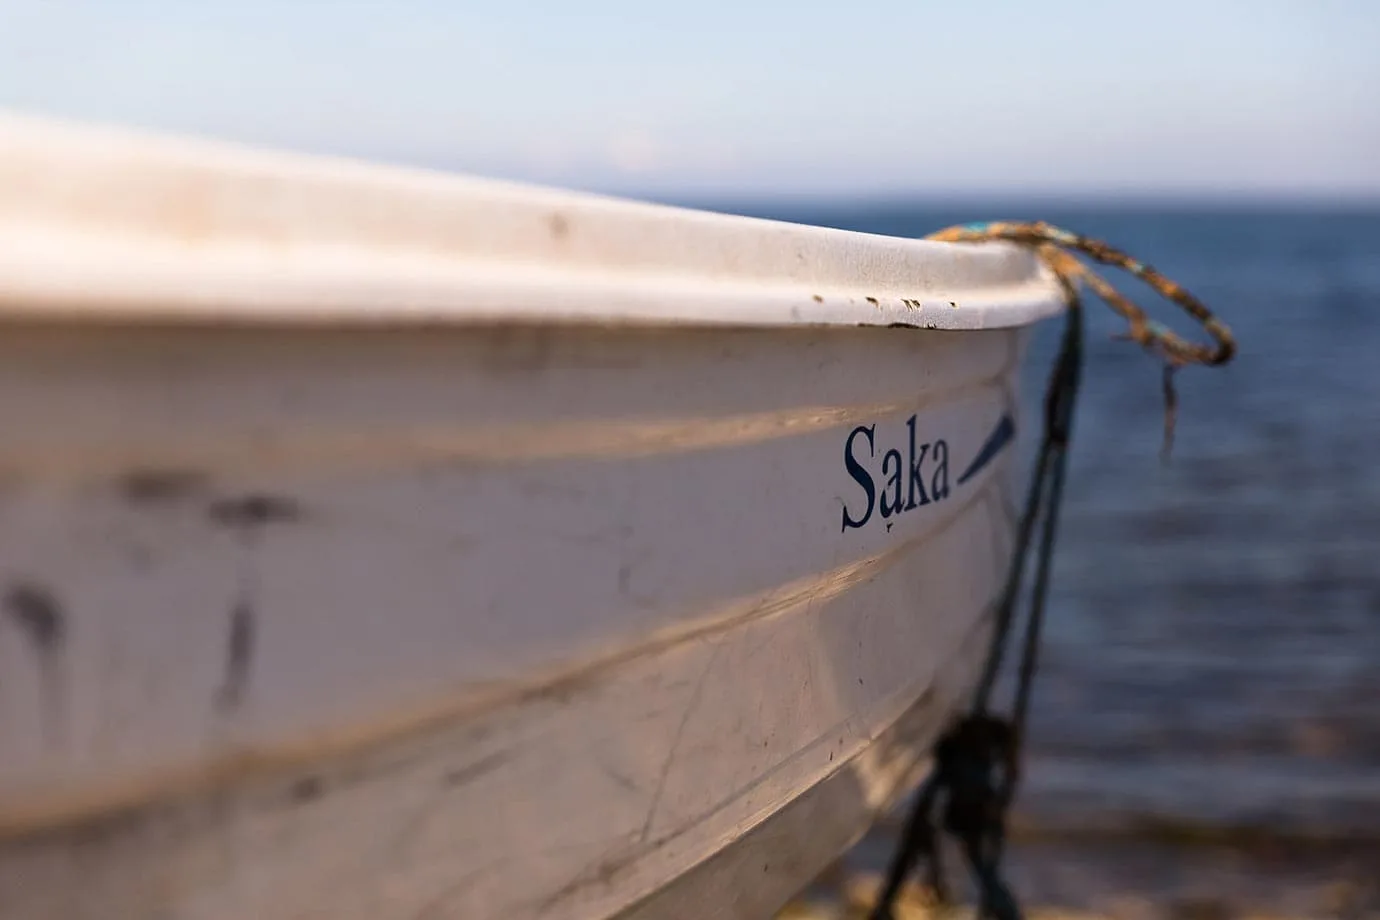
[926,221,1236,461]
[926,221,1235,367]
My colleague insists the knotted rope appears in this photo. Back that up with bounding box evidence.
[929,221,1236,461]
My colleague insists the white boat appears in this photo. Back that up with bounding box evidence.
[0,113,1065,920]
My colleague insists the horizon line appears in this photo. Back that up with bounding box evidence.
[609,186,1380,212]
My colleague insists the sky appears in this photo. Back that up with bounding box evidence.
[1,1,1378,199]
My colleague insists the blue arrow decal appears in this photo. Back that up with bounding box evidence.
[956,414,1015,485]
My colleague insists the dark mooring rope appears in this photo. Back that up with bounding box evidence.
[867,222,1235,920]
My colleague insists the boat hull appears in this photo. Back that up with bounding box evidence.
[0,320,1024,919]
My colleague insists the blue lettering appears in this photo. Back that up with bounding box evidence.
[841,419,973,532]
[841,425,876,532]
[931,439,950,501]
[880,449,905,517]
[905,414,930,510]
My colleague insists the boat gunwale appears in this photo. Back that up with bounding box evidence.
[0,111,1067,331]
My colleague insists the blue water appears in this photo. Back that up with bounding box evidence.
[708,201,1380,908]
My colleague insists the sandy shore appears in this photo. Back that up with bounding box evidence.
[773,833,1380,920]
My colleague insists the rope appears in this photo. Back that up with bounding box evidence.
[867,222,1234,920]
[928,221,1236,463]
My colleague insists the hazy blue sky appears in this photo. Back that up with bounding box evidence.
[2,1,1377,197]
